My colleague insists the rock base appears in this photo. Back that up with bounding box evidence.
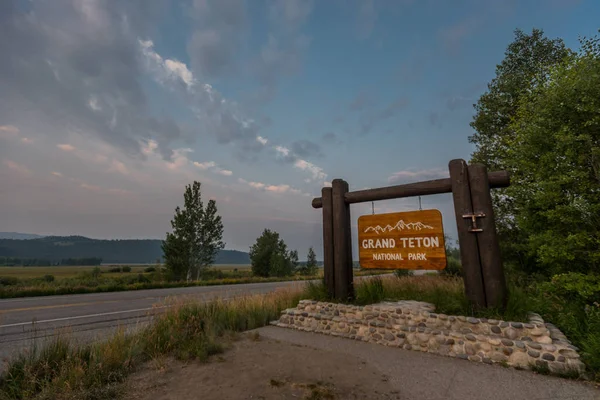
[271,300,585,375]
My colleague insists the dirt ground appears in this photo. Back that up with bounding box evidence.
[125,333,402,400]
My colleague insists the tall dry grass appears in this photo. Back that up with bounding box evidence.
[0,285,305,400]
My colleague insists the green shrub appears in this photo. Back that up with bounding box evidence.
[108,267,121,273]
[121,266,132,273]
[42,274,55,283]
[0,276,19,286]
[144,266,156,273]
[393,269,414,278]
[538,272,600,305]
[441,256,462,277]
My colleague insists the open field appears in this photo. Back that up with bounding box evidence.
[0,264,252,279]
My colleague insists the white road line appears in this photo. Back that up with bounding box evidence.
[0,307,164,328]
[0,295,238,329]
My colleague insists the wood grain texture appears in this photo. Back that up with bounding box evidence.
[468,163,508,309]
[311,171,510,209]
[321,187,335,299]
[449,159,487,309]
[332,179,352,300]
[357,209,446,270]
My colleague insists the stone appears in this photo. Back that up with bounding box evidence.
[529,328,545,336]
[417,333,429,343]
[501,339,514,347]
[491,326,502,334]
[535,360,548,369]
[490,352,508,363]
[438,314,448,320]
[468,355,482,362]
[505,328,519,340]
[396,333,406,339]
[499,322,509,328]
[461,328,473,334]
[558,349,580,358]
[489,338,501,346]
[488,319,499,325]
[508,351,531,369]
[465,334,476,342]
[373,334,382,340]
[445,338,455,345]
[557,356,566,363]
[527,342,542,350]
[465,343,476,356]
[467,317,480,324]
[502,347,513,356]
[511,322,523,329]
[527,350,540,358]
[542,353,556,361]
[515,341,526,350]
[524,323,534,329]
[536,336,553,345]
[384,333,395,341]
[482,357,493,364]
[404,344,413,350]
[520,336,532,342]
[457,354,469,360]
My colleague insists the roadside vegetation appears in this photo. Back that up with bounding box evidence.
[0,286,306,400]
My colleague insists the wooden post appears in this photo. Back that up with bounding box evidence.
[345,188,355,301]
[448,159,487,309]
[321,187,335,299]
[332,179,352,301]
[468,163,508,309]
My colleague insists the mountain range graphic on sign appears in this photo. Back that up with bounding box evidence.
[363,220,434,235]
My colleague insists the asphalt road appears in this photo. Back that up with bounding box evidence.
[0,280,308,367]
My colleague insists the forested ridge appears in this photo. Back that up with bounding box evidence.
[0,235,250,265]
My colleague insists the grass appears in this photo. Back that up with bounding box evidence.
[0,265,390,299]
[0,285,305,400]
[306,274,531,322]
[0,264,252,279]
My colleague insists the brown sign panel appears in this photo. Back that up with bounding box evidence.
[358,209,446,270]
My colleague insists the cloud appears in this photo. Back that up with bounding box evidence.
[57,144,76,152]
[21,137,33,144]
[51,171,63,177]
[0,0,184,161]
[187,0,248,79]
[140,39,262,154]
[250,0,314,103]
[294,159,326,181]
[216,169,233,176]
[0,125,19,138]
[387,168,448,184]
[193,160,233,177]
[256,136,268,145]
[291,139,322,159]
[238,176,307,196]
[275,146,291,157]
[3,160,31,176]
[358,97,410,135]
[322,132,340,144]
[193,161,217,170]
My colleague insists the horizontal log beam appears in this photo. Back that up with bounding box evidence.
[311,170,510,209]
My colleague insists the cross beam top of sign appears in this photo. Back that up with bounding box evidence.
[314,159,510,310]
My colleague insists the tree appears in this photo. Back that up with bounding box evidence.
[304,247,318,276]
[504,32,600,276]
[468,28,574,272]
[249,229,296,277]
[161,181,225,281]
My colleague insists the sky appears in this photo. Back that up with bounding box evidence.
[0,0,598,259]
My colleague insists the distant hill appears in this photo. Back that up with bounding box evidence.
[0,232,46,240]
[0,235,250,265]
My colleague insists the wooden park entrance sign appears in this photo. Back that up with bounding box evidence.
[358,209,447,270]
[312,159,510,310]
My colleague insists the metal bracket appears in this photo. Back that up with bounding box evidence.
[462,212,485,232]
